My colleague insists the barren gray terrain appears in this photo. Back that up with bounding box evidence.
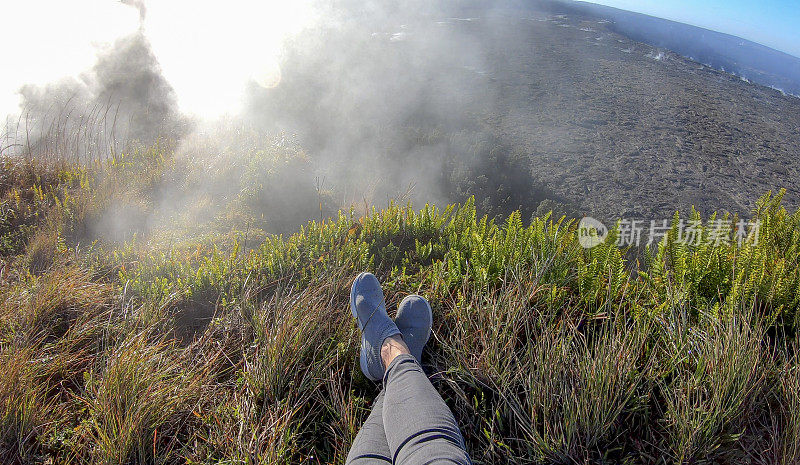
[250,1,800,221]
[484,12,800,219]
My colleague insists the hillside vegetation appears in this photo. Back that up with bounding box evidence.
[1,144,799,464]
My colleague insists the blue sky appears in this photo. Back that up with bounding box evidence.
[585,0,800,58]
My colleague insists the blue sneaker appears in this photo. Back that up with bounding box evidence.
[350,272,401,381]
[395,295,433,363]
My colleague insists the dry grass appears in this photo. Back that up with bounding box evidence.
[1,153,799,464]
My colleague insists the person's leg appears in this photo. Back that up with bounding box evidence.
[380,337,471,465]
[349,273,469,465]
[345,390,391,464]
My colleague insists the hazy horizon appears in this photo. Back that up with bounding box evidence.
[583,0,800,59]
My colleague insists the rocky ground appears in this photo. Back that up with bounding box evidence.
[246,1,800,223]
[456,11,800,220]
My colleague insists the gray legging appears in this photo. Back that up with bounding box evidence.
[346,354,471,464]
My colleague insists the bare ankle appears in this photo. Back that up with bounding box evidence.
[380,334,410,370]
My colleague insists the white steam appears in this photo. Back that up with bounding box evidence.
[1,0,139,118]
[1,0,318,122]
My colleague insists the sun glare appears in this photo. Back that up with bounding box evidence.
[1,0,317,122]
[143,0,317,118]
